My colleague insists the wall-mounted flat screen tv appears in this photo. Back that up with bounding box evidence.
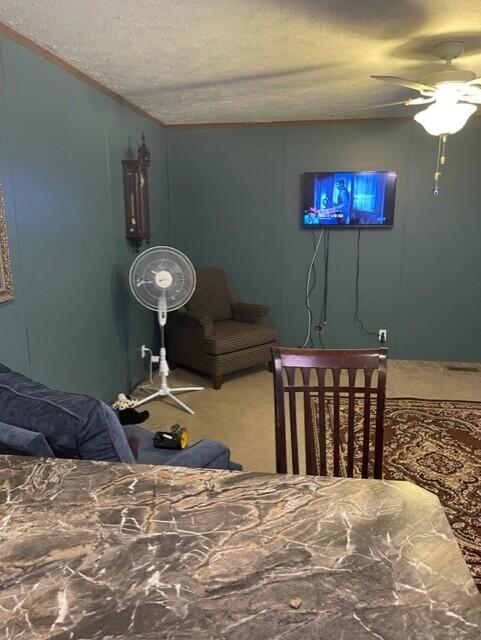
[301,171,397,229]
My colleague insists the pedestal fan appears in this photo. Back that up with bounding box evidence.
[129,246,203,415]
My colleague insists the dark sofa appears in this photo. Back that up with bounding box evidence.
[0,362,241,471]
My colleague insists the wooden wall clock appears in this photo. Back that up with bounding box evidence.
[122,134,151,249]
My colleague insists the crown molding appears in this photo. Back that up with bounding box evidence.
[167,111,481,129]
[167,116,412,129]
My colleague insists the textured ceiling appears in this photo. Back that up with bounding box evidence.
[1,0,481,124]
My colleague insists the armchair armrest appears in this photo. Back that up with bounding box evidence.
[177,308,214,337]
[232,301,269,324]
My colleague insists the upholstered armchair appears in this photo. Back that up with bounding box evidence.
[167,267,279,389]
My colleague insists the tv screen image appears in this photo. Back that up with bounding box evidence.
[301,171,397,229]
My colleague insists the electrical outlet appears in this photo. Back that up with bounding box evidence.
[378,329,387,343]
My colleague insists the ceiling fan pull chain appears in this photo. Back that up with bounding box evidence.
[433,134,448,196]
[440,134,447,165]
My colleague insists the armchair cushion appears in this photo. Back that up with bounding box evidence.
[0,420,55,458]
[187,267,233,321]
[205,320,278,356]
[232,302,269,324]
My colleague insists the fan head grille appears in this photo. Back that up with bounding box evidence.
[129,246,196,311]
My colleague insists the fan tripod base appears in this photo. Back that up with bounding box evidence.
[136,316,203,415]
[135,384,204,415]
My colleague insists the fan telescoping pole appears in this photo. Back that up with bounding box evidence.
[158,292,169,394]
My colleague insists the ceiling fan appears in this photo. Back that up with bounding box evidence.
[369,41,480,194]
[370,41,481,136]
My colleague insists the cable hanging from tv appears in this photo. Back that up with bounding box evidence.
[317,231,330,348]
[302,230,330,348]
[302,230,324,348]
[354,230,378,339]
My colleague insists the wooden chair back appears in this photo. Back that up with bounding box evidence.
[272,347,388,479]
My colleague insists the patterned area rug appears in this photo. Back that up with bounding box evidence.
[312,397,481,587]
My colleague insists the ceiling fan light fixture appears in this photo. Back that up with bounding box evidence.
[414,100,476,136]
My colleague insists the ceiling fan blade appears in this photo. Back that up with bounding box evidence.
[462,96,481,104]
[371,75,436,93]
[405,97,435,106]
[348,100,413,112]
[343,96,434,114]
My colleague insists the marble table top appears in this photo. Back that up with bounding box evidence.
[0,456,480,639]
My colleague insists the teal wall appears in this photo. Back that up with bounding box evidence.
[1,28,479,397]
[168,120,481,361]
[0,35,170,400]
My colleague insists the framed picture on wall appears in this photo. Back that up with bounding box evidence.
[0,183,14,303]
